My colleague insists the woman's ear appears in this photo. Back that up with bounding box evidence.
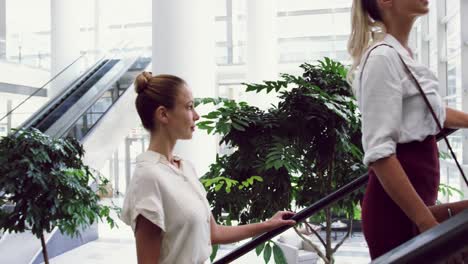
[154,106,169,125]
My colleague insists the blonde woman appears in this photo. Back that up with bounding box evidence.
[348,0,468,259]
[120,72,296,264]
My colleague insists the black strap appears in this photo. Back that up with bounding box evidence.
[360,43,468,187]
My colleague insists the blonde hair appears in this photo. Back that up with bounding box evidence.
[347,0,386,84]
[134,72,186,131]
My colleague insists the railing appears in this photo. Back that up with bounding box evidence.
[372,209,468,264]
[214,128,457,264]
[65,56,151,141]
[0,42,132,137]
[0,54,96,137]
[0,34,52,69]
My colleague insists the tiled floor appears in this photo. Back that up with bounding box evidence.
[49,220,370,264]
[216,232,370,264]
[49,198,370,264]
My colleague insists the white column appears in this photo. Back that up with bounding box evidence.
[93,0,109,60]
[460,0,468,197]
[436,0,447,97]
[0,0,6,59]
[50,0,81,98]
[435,0,449,202]
[420,15,430,66]
[152,0,217,176]
[246,0,278,109]
[93,0,104,58]
[113,151,120,194]
[6,99,12,134]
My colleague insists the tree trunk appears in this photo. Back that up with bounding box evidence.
[40,232,49,264]
[325,157,336,263]
[325,207,332,263]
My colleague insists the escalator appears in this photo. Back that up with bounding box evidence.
[24,58,120,133]
[0,47,151,264]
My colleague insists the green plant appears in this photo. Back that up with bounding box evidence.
[196,58,366,263]
[0,128,117,264]
[438,183,464,202]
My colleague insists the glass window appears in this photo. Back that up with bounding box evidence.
[447,166,462,202]
[277,0,351,11]
[279,38,334,63]
[215,21,228,43]
[439,164,449,202]
[446,56,462,99]
[216,46,229,65]
[277,8,350,65]
[278,14,336,38]
[232,43,246,64]
[215,0,227,17]
[446,0,460,13]
[447,14,461,56]
[428,5,438,73]
[215,0,247,65]
[5,0,50,68]
[232,0,247,15]
[409,21,421,62]
[447,132,463,162]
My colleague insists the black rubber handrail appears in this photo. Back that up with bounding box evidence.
[17,56,108,133]
[17,41,132,134]
[372,209,468,264]
[214,128,457,264]
[31,59,120,132]
[66,56,151,141]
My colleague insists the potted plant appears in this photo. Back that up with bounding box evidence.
[0,128,117,264]
[196,58,366,264]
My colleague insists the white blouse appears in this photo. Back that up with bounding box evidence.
[121,151,212,264]
[353,34,446,166]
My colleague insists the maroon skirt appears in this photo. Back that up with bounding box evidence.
[361,135,440,259]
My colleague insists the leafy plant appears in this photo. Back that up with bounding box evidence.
[254,241,287,263]
[0,128,117,264]
[196,58,366,263]
[438,183,464,202]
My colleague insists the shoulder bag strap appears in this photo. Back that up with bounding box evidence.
[359,43,468,187]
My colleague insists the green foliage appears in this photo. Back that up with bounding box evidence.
[439,151,450,160]
[202,174,263,193]
[256,242,265,256]
[0,128,116,261]
[273,243,288,264]
[263,242,272,263]
[210,244,219,262]
[197,58,367,262]
[438,183,464,200]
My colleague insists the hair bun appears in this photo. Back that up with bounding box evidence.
[135,71,153,94]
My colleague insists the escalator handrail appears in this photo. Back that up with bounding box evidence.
[20,42,133,133]
[20,57,105,132]
[213,128,458,264]
[372,209,468,264]
[0,54,87,124]
[51,49,146,139]
[19,56,108,132]
[76,58,152,141]
[30,58,121,132]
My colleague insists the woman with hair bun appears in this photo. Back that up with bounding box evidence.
[348,0,468,259]
[121,72,296,264]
